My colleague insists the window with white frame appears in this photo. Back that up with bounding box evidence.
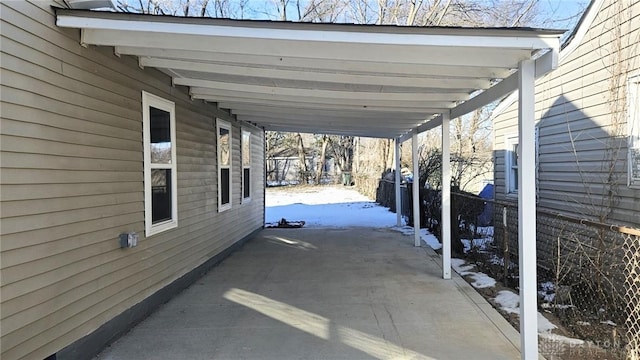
[217,119,232,211]
[505,135,519,194]
[505,129,539,196]
[242,129,251,201]
[629,75,640,187]
[143,91,177,236]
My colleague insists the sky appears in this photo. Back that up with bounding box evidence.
[535,0,591,31]
[240,0,591,33]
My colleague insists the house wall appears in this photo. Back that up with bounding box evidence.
[493,0,640,227]
[0,2,265,359]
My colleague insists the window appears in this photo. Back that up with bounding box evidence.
[217,119,232,211]
[242,129,251,201]
[505,129,538,196]
[143,91,177,236]
[505,135,519,194]
[629,75,640,187]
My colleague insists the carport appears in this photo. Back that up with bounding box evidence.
[57,10,562,359]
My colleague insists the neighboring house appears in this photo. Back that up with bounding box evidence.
[1,2,264,359]
[493,0,639,226]
[267,156,338,185]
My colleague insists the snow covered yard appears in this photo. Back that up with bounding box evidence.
[265,185,398,228]
[266,185,442,249]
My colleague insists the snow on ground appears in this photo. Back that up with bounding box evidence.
[494,289,585,345]
[265,186,397,228]
[391,226,442,250]
[451,258,495,288]
[460,237,493,253]
[267,186,445,250]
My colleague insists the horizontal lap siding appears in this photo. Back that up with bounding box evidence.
[0,2,265,359]
[493,0,640,226]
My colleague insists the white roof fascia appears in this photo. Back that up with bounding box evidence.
[489,0,603,122]
[57,15,560,49]
[78,28,533,68]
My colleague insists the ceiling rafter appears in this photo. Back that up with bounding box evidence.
[142,58,490,89]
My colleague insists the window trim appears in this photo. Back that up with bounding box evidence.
[504,129,539,199]
[505,134,519,196]
[217,119,232,212]
[242,129,252,203]
[628,75,640,188]
[143,91,178,236]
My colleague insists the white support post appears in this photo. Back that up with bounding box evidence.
[412,129,421,247]
[441,112,452,280]
[518,59,538,360]
[394,138,402,227]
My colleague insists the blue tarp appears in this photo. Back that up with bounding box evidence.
[477,183,494,226]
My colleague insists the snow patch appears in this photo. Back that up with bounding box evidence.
[461,237,493,253]
[466,272,496,288]
[451,258,475,273]
[540,333,585,346]
[494,290,520,314]
[493,290,584,345]
[390,227,442,250]
[450,258,495,288]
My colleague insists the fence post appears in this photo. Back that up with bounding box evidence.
[502,206,510,286]
[395,138,402,227]
[412,129,420,247]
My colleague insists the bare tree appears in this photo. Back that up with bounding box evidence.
[295,133,309,183]
[330,135,354,173]
[315,135,330,183]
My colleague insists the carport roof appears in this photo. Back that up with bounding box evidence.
[56,9,563,138]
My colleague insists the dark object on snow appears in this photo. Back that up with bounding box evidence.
[266,218,306,228]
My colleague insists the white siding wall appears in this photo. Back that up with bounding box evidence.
[493,0,640,226]
[0,2,265,359]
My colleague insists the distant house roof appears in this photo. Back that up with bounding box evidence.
[56,8,563,138]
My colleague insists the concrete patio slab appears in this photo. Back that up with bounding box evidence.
[94,228,521,360]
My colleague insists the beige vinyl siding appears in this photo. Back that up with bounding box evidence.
[0,2,265,359]
[493,0,640,226]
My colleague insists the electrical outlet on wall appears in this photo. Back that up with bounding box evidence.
[119,232,139,248]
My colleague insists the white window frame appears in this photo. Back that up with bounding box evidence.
[242,129,252,203]
[504,129,539,198]
[505,134,519,196]
[143,91,178,236]
[217,119,232,212]
[629,75,640,188]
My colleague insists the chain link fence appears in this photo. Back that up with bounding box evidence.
[446,192,640,359]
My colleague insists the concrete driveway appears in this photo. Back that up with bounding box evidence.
[95,228,520,360]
